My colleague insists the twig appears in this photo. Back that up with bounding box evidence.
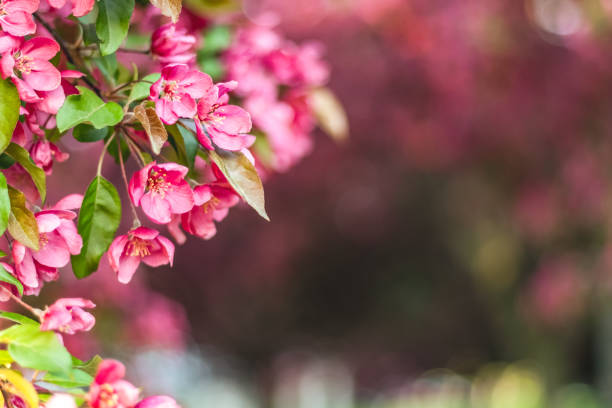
[3,289,41,320]
[118,134,142,228]
[33,12,103,97]
[97,134,116,176]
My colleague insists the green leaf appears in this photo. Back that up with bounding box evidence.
[209,150,269,221]
[0,311,37,326]
[0,154,15,169]
[0,350,13,366]
[71,176,121,278]
[73,124,112,143]
[0,78,19,154]
[43,368,93,388]
[128,73,161,103]
[74,354,102,377]
[56,87,124,133]
[0,250,7,258]
[96,0,135,55]
[0,264,23,297]
[0,325,72,374]
[4,143,46,203]
[7,187,39,251]
[0,173,9,236]
[93,53,118,85]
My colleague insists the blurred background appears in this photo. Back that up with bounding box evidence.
[42,0,612,406]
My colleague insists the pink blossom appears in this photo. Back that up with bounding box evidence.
[47,0,94,16]
[129,162,194,224]
[30,139,69,175]
[45,394,77,408]
[0,0,38,36]
[0,37,61,103]
[40,297,96,334]
[135,396,181,408]
[151,23,196,66]
[12,208,82,295]
[195,81,255,151]
[35,69,83,114]
[149,64,212,125]
[107,227,175,284]
[180,183,239,240]
[87,360,140,408]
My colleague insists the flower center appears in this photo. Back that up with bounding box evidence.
[39,233,49,248]
[202,197,220,213]
[146,169,170,197]
[161,80,181,101]
[14,53,33,75]
[98,384,120,408]
[126,237,152,258]
[0,2,6,17]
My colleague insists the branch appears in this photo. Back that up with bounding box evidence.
[33,12,103,98]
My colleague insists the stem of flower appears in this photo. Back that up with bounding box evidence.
[97,134,116,177]
[4,289,41,320]
[118,135,142,228]
[123,132,147,168]
[33,12,103,98]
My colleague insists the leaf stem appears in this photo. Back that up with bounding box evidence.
[97,134,116,177]
[118,134,141,228]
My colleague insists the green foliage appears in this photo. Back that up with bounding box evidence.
[4,143,47,203]
[73,124,112,143]
[96,0,135,55]
[168,124,198,169]
[56,87,124,133]
[128,73,161,103]
[71,176,121,278]
[0,78,19,154]
[0,173,9,236]
[0,265,23,297]
[0,324,72,374]
[43,368,93,388]
[210,149,269,221]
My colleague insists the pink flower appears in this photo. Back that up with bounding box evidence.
[129,162,194,224]
[12,208,82,295]
[135,396,181,408]
[46,394,77,408]
[30,139,69,175]
[87,360,140,408]
[0,0,38,36]
[40,298,96,334]
[47,0,94,16]
[195,81,255,151]
[0,37,61,103]
[180,183,239,240]
[151,23,196,66]
[35,69,83,114]
[107,227,175,284]
[149,64,212,125]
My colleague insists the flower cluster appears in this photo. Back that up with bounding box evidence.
[0,0,341,406]
[224,25,331,172]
